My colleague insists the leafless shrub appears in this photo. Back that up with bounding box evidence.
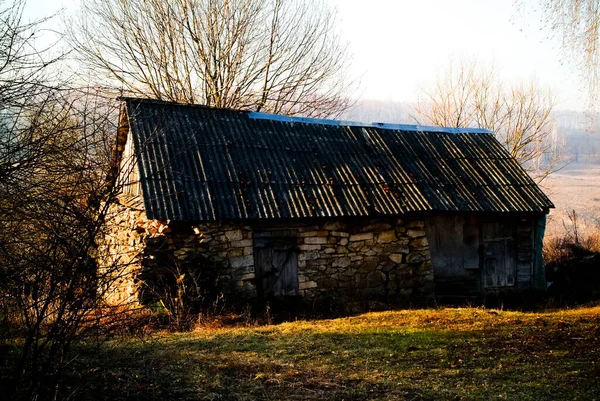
[0,2,149,398]
[544,211,600,302]
[0,87,135,399]
[139,252,225,331]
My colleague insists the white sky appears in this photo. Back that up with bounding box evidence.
[24,0,587,112]
[328,0,584,111]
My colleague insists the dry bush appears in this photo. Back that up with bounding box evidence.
[544,211,600,302]
[0,2,151,396]
[138,251,226,331]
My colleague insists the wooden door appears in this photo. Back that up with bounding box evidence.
[481,223,516,289]
[254,238,298,298]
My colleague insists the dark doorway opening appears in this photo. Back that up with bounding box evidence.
[253,231,299,299]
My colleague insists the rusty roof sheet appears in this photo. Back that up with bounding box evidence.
[121,98,553,221]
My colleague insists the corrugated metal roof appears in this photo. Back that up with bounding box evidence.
[121,98,554,221]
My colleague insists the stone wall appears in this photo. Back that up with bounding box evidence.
[98,196,435,305]
[293,219,433,301]
[97,195,148,305]
[98,196,256,303]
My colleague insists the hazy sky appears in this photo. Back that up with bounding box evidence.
[24,0,586,111]
[328,0,584,111]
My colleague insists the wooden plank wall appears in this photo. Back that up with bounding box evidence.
[426,213,539,296]
[516,220,535,289]
[118,133,142,197]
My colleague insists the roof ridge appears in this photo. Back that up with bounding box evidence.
[120,96,252,115]
[121,96,492,134]
[247,111,492,134]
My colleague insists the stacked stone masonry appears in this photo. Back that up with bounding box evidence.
[97,197,148,305]
[292,220,434,299]
[99,196,435,304]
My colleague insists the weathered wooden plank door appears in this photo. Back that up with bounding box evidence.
[481,223,516,288]
[254,238,299,298]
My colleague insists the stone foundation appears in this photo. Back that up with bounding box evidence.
[98,196,435,306]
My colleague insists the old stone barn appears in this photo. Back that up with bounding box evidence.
[101,98,553,307]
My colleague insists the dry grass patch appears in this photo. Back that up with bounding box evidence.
[63,306,600,400]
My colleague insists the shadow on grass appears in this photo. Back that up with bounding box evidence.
[64,320,600,401]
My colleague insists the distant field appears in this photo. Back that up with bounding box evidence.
[61,306,600,400]
[543,160,600,239]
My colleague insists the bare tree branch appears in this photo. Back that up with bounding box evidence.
[523,0,600,110]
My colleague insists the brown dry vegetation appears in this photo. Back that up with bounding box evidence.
[542,160,600,303]
[27,305,600,401]
[544,216,600,303]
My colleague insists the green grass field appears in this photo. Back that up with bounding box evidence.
[67,306,600,400]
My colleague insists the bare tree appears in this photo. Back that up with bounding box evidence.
[416,59,567,183]
[522,0,600,108]
[66,0,354,118]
